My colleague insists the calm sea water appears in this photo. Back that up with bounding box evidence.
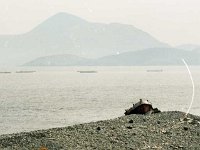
[0,66,199,135]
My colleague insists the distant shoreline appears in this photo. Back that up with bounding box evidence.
[0,111,200,149]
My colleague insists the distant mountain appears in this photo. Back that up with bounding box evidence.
[176,44,200,51]
[0,12,169,66]
[24,54,92,66]
[24,48,200,66]
[93,48,200,66]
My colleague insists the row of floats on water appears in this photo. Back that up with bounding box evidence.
[0,71,36,74]
[0,69,163,74]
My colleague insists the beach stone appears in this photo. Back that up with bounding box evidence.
[126,126,133,129]
[96,127,101,131]
[178,145,184,148]
[183,118,190,121]
[129,120,133,123]
[183,127,189,131]
[132,132,137,136]
[190,119,200,125]
[39,146,48,150]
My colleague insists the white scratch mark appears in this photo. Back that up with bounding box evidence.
[182,59,195,116]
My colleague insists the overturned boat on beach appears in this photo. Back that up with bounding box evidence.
[125,99,161,115]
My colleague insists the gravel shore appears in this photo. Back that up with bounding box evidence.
[0,111,200,150]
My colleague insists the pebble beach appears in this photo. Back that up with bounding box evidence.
[0,111,200,150]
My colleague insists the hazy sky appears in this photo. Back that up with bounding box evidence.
[0,0,200,46]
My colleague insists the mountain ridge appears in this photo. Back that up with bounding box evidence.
[0,12,169,66]
[24,48,200,66]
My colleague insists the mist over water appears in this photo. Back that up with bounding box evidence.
[0,66,199,135]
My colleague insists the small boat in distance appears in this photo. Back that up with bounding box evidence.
[77,71,97,73]
[146,69,163,72]
[0,72,11,74]
[16,71,36,73]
